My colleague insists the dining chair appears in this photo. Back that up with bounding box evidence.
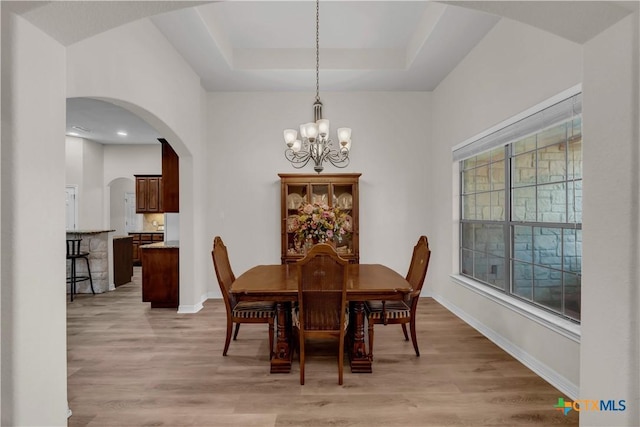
[294,243,349,385]
[365,235,431,358]
[211,236,275,357]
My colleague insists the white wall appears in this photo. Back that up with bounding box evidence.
[82,137,104,228]
[65,136,104,229]
[1,12,68,426]
[66,139,162,234]
[65,136,82,184]
[581,12,639,425]
[109,177,134,236]
[104,144,162,236]
[207,91,431,294]
[104,144,161,234]
[103,143,161,184]
[430,18,583,394]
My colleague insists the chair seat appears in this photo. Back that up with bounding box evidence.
[365,300,411,320]
[67,252,90,259]
[232,301,276,319]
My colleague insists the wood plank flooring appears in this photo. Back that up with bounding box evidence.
[67,268,578,426]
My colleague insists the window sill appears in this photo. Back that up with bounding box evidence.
[449,274,580,343]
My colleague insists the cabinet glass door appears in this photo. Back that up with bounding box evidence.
[332,183,355,256]
[310,184,329,206]
[285,184,307,256]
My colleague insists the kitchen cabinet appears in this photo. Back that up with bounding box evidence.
[129,232,164,266]
[141,242,179,309]
[135,175,163,213]
[160,138,179,212]
[279,173,360,264]
[113,236,133,287]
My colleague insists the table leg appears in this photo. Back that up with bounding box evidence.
[271,301,292,373]
[348,301,372,373]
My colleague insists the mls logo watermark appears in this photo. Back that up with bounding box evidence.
[554,398,626,415]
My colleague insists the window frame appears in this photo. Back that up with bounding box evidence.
[452,86,582,333]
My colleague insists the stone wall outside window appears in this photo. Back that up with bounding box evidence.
[460,116,582,321]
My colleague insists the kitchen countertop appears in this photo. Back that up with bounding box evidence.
[66,229,115,235]
[140,240,179,249]
[128,231,165,234]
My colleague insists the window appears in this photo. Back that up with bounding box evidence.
[456,92,582,322]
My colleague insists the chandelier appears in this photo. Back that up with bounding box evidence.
[283,0,352,174]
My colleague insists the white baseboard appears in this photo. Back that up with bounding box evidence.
[432,294,579,400]
[178,293,222,313]
[177,295,206,314]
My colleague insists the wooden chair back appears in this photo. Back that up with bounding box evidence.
[296,243,349,385]
[212,236,237,311]
[405,236,431,304]
[297,244,349,333]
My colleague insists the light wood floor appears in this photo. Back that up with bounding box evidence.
[67,268,578,426]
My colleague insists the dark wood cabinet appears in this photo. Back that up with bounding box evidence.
[279,173,360,264]
[129,232,164,266]
[160,138,179,212]
[113,236,133,287]
[141,245,179,308]
[135,175,163,213]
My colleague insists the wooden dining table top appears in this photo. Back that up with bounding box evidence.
[231,263,412,301]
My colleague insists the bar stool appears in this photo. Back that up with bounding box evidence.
[66,238,94,301]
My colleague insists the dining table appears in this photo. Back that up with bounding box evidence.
[231,263,412,374]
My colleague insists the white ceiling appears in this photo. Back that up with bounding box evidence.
[66,98,163,145]
[150,1,500,92]
[13,1,634,144]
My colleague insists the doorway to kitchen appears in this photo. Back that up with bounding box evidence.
[65,185,78,231]
[124,191,141,233]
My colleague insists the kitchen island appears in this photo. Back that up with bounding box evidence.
[66,229,115,294]
[140,240,179,308]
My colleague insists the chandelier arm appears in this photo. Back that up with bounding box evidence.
[284,149,313,169]
[317,138,349,168]
[325,148,350,168]
[327,157,350,169]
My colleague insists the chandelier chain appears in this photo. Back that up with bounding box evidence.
[315,0,320,102]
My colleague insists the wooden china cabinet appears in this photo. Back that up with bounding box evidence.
[279,173,360,264]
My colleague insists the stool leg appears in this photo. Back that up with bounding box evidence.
[83,256,95,295]
[70,258,76,302]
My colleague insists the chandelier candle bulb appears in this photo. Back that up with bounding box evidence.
[337,128,351,144]
[305,122,319,140]
[317,119,330,136]
[284,129,298,147]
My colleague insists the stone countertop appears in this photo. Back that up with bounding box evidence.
[140,240,179,249]
[66,229,115,235]
[128,231,165,234]
[113,235,134,240]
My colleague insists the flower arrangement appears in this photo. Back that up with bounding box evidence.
[291,202,352,246]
